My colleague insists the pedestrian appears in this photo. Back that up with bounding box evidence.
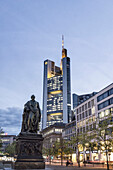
[66,159,69,166]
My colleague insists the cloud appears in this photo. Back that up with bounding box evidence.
[0,107,22,135]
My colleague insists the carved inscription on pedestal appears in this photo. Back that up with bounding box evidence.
[17,141,42,156]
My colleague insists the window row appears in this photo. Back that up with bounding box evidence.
[98,107,113,119]
[77,123,96,133]
[77,99,94,114]
[77,109,92,121]
[97,88,113,102]
[98,97,113,110]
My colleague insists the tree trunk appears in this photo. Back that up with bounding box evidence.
[106,150,109,170]
[61,149,63,166]
[78,150,80,167]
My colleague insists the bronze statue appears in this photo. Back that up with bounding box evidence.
[21,95,41,133]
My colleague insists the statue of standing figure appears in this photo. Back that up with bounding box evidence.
[21,95,41,133]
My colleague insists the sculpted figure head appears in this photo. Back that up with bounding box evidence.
[31,95,35,100]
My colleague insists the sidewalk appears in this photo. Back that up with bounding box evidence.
[46,164,112,170]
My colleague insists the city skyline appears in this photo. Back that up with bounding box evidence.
[0,0,113,135]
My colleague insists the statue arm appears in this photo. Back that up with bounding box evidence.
[24,102,30,112]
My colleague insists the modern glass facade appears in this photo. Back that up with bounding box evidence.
[47,75,63,127]
[42,46,71,129]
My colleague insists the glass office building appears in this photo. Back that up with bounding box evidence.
[42,44,71,129]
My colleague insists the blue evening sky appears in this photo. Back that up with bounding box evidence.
[0,0,113,134]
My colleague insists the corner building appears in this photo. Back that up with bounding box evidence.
[42,46,71,129]
[62,83,113,163]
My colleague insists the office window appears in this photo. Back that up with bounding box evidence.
[97,91,109,102]
[82,112,84,119]
[92,106,95,115]
[85,111,88,117]
[88,102,90,108]
[85,103,87,110]
[91,99,94,107]
[98,103,103,110]
[104,100,109,107]
[110,98,113,105]
[97,95,103,102]
[98,99,110,110]
[89,109,91,116]
[82,105,84,111]
[105,109,110,116]
[111,108,113,114]
[77,115,79,121]
[98,111,104,118]
[109,88,113,95]
[102,92,108,99]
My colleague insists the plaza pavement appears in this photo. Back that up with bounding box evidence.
[46,164,112,170]
[0,162,112,170]
[0,163,112,170]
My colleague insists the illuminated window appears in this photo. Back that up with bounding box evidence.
[99,111,104,118]
[92,106,95,115]
[105,109,110,116]
[111,107,113,114]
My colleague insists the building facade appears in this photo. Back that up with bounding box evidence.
[63,83,113,162]
[42,123,65,149]
[42,42,71,129]
[74,83,113,135]
[0,134,16,153]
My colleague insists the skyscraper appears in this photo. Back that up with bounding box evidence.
[42,37,71,129]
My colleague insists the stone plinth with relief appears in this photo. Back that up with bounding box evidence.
[14,133,45,169]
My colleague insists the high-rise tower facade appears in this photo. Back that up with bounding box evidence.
[42,38,71,129]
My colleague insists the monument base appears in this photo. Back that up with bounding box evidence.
[14,133,45,169]
[14,160,45,169]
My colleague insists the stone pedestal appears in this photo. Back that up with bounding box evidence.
[14,133,45,169]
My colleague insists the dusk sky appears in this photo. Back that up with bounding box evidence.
[0,0,113,135]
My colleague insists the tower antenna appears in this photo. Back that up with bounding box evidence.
[62,35,64,49]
